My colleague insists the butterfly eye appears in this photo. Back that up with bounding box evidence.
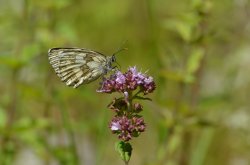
[111,55,116,62]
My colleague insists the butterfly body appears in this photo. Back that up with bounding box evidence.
[48,48,116,88]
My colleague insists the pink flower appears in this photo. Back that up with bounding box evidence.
[97,66,156,94]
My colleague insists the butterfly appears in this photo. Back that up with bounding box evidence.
[48,47,120,88]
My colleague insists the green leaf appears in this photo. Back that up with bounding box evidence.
[160,70,185,82]
[185,48,204,83]
[134,96,152,101]
[164,19,193,42]
[163,13,201,42]
[0,55,23,69]
[168,131,182,154]
[190,128,215,165]
[187,48,204,74]
[192,0,212,14]
[115,141,133,163]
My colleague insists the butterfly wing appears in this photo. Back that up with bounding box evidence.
[48,48,107,88]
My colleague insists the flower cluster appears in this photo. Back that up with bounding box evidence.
[106,98,146,141]
[98,66,155,142]
[110,116,145,141]
[97,66,156,94]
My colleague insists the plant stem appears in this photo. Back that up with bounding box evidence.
[127,91,133,112]
[0,68,19,165]
[58,101,79,165]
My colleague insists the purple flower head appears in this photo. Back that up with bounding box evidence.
[127,67,145,85]
[144,76,153,84]
[110,121,121,131]
[128,66,137,75]
[96,78,115,93]
[97,66,156,94]
[143,76,156,94]
[115,71,126,84]
[109,116,146,141]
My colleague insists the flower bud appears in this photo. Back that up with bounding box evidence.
[133,103,143,113]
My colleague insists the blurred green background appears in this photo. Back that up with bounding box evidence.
[1,0,250,165]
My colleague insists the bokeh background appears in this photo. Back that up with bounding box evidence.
[1,0,250,165]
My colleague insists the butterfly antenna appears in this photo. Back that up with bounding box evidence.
[112,40,128,71]
[113,40,128,56]
[113,47,128,56]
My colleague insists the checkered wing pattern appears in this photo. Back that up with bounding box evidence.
[48,48,109,88]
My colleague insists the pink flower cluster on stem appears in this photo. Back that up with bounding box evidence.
[98,66,155,141]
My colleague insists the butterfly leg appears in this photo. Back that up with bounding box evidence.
[98,76,106,89]
[112,66,120,72]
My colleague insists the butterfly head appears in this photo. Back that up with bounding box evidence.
[109,54,121,71]
[111,55,116,63]
[110,47,127,71]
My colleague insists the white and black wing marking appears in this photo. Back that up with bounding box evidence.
[48,48,110,88]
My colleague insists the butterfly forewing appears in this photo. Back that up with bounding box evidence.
[48,48,110,88]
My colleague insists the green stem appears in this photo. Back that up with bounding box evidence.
[127,91,133,112]
[58,101,79,165]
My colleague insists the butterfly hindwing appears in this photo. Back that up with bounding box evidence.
[48,48,108,88]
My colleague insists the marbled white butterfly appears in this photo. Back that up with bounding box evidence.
[48,48,119,88]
